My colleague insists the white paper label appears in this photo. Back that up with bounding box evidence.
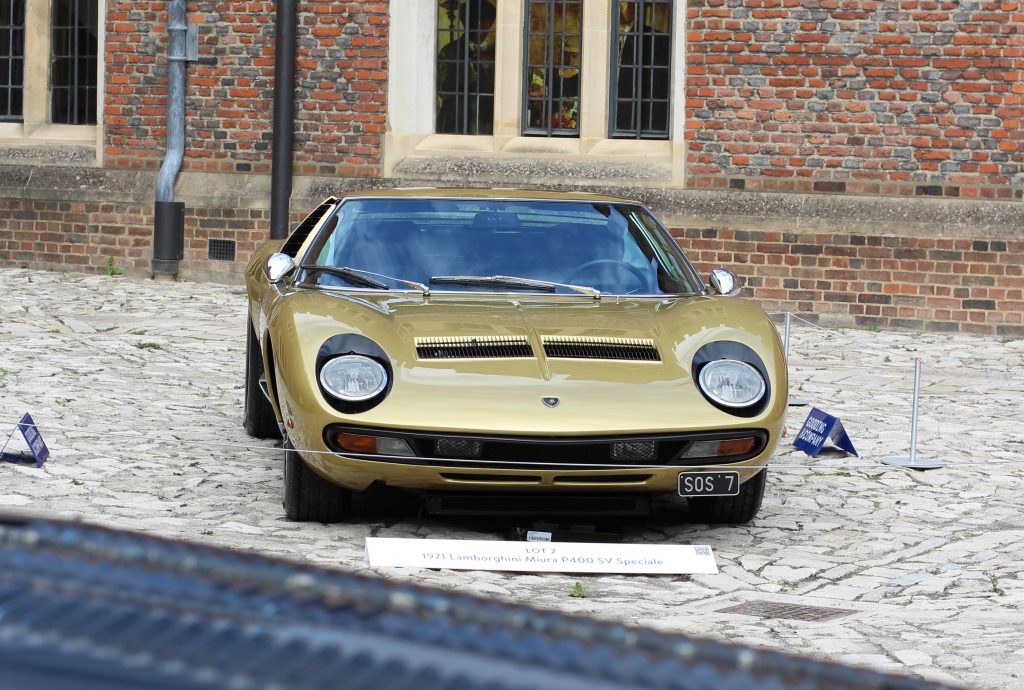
[365,537,718,574]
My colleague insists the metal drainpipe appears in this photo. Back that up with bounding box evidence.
[153,0,188,275]
[270,0,298,240]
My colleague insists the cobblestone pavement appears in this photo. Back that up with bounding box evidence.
[1,267,1022,689]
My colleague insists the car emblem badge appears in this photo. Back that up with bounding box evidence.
[542,397,559,408]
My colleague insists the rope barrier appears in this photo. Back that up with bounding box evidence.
[3,310,1024,475]
[1,415,1021,473]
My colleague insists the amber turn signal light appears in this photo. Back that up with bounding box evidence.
[337,433,378,454]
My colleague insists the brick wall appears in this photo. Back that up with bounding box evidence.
[0,197,290,280]
[4,185,1020,335]
[686,0,1024,199]
[0,198,153,274]
[674,226,1024,335]
[104,2,387,176]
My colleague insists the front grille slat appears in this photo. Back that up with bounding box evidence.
[542,336,660,362]
[416,336,533,360]
[326,426,769,469]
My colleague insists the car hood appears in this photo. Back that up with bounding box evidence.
[268,290,787,436]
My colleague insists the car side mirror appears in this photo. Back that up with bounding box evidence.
[709,268,741,296]
[264,253,296,284]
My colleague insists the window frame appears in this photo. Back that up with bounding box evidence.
[0,0,26,123]
[435,0,498,136]
[521,0,584,138]
[608,0,673,140]
[386,0,686,186]
[50,0,99,127]
[0,0,101,153]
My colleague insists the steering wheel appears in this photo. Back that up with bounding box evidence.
[565,259,650,293]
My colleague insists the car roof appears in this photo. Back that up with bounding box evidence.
[337,187,637,204]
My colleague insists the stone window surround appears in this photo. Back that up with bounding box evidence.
[385,0,687,186]
[0,0,103,160]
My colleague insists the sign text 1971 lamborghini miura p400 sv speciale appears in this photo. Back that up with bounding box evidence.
[244,190,787,524]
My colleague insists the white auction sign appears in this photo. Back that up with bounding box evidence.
[365,537,718,574]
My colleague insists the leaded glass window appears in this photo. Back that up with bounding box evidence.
[0,0,24,121]
[611,0,671,139]
[524,0,582,137]
[436,0,497,135]
[51,0,97,125]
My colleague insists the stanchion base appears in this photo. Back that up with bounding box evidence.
[881,456,943,471]
[788,396,810,407]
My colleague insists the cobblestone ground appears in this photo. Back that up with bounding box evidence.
[1,268,1022,689]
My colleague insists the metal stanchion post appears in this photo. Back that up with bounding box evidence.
[784,312,810,407]
[882,354,943,470]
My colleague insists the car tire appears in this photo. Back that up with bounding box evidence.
[283,437,352,523]
[243,317,281,439]
[688,468,766,525]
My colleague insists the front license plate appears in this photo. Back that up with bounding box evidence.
[678,471,740,498]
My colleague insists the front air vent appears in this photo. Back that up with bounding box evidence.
[416,336,533,360]
[542,336,660,361]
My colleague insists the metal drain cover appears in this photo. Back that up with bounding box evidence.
[716,600,857,622]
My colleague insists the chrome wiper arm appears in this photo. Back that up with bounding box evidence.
[300,265,430,295]
[301,265,389,289]
[429,275,600,299]
[430,275,555,292]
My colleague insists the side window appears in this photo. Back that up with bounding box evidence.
[523,0,582,137]
[436,0,497,135]
[611,1,672,139]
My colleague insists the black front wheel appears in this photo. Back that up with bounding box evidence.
[283,438,352,523]
[243,317,281,439]
[688,468,766,524]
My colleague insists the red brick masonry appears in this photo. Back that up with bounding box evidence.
[674,226,1024,335]
[104,1,387,176]
[1,191,1019,335]
[687,0,1024,200]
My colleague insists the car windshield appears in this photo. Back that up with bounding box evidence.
[304,198,702,295]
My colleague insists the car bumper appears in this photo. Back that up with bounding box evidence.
[296,426,777,493]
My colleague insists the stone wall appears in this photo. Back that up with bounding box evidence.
[686,0,1024,199]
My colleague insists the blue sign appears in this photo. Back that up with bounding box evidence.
[793,407,857,458]
[1,413,49,467]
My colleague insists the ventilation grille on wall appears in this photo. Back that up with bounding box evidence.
[208,239,236,262]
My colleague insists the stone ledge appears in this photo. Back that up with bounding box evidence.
[393,154,674,185]
[0,165,154,204]
[0,144,97,167]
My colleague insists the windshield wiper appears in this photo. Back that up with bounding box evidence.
[300,265,430,295]
[429,275,600,299]
[301,265,389,290]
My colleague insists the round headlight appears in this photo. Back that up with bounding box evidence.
[319,355,388,401]
[698,360,766,408]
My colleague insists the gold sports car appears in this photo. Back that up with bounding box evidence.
[244,190,787,523]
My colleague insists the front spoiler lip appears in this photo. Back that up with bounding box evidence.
[322,425,770,471]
